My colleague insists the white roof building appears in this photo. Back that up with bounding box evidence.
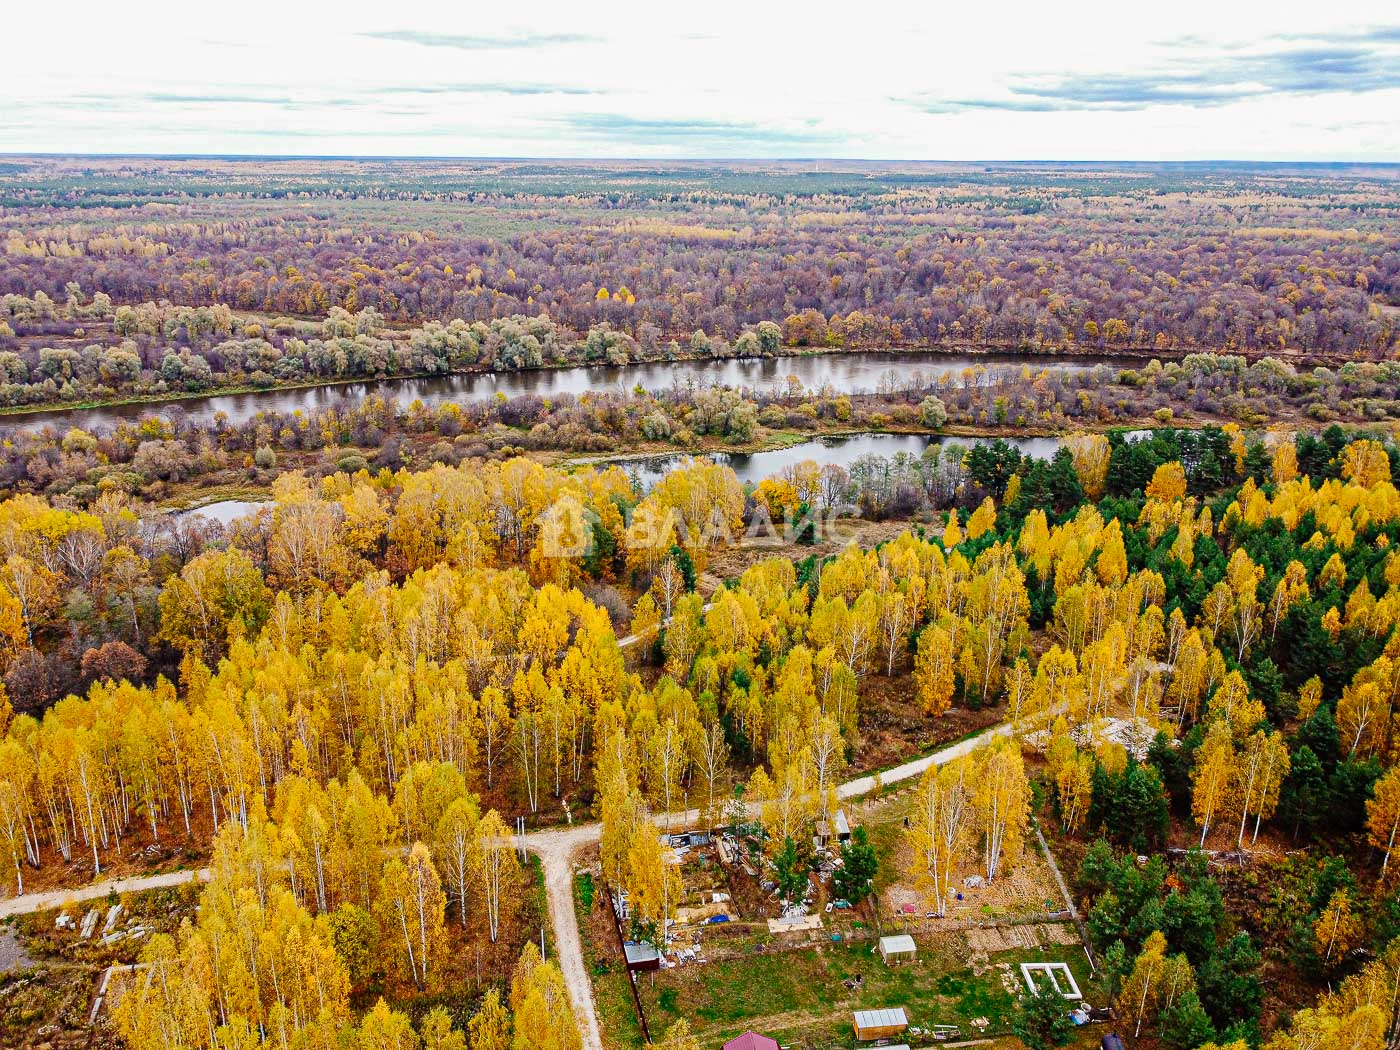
[878,934,918,964]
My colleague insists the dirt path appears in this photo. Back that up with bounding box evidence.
[523,716,1023,1050]
[0,868,211,920]
[0,718,1023,1050]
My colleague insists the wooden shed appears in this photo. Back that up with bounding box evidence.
[834,809,852,842]
[853,1007,909,1041]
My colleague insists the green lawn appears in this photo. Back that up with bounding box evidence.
[594,934,1104,1049]
[863,790,916,894]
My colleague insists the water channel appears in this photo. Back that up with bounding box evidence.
[174,431,1087,524]
[605,432,1069,490]
[5,350,1129,435]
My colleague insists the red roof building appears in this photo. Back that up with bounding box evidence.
[723,1034,779,1050]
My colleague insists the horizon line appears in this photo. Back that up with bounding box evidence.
[2,151,1400,168]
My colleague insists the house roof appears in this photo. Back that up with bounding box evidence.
[623,941,660,965]
[853,1007,909,1028]
[723,1034,779,1050]
[879,934,917,954]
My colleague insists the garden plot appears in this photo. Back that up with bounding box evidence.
[882,841,1066,927]
[964,922,1080,953]
[1020,961,1083,999]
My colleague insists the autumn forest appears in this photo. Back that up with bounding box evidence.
[0,157,1397,1050]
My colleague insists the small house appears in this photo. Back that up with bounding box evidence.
[834,809,851,842]
[667,830,712,848]
[623,941,660,972]
[879,934,918,965]
[723,1034,779,1050]
[853,1007,909,1041]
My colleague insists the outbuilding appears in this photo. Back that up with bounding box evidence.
[834,809,852,842]
[878,934,918,965]
[623,941,660,972]
[667,830,712,848]
[853,1007,909,1041]
[723,1034,779,1050]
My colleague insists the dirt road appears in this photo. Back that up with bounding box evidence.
[0,867,211,920]
[524,715,1020,1050]
[837,717,1021,799]
[0,718,1019,1050]
[529,824,607,1050]
[615,601,714,650]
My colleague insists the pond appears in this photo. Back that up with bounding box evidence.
[169,499,269,525]
[167,430,1154,523]
[603,432,1067,490]
[2,350,1129,435]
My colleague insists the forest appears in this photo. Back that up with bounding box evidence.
[0,158,1399,1050]
[1,159,1398,408]
[0,423,1396,1050]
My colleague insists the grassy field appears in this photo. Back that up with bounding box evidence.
[593,930,1104,1049]
[578,755,1097,1049]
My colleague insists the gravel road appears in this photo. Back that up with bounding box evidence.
[0,719,1020,1050]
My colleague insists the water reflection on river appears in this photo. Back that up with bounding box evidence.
[174,500,267,526]
[5,350,1127,435]
[606,432,1066,490]
[170,429,1156,524]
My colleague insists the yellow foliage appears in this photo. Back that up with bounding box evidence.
[1146,461,1188,502]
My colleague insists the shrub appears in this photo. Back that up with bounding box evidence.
[919,395,949,428]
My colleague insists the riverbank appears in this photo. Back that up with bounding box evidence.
[0,332,1355,429]
[0,346,1142,433]
[156,418,1178,518]
[4,330,1300,429]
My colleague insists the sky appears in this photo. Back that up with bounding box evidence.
[3,0,1399,160]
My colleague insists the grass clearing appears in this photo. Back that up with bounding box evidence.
[593,932,1104,1049]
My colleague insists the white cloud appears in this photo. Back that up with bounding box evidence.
[1,0,1396,159]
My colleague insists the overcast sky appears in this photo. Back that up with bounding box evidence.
[3,0,1398,160]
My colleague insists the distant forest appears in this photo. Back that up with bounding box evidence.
[2,158,1398,358]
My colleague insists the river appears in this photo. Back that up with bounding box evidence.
[174,429,1161,524]
[605,432,1068,489]
[172,432,1069,524]
[4,350,1128,435]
